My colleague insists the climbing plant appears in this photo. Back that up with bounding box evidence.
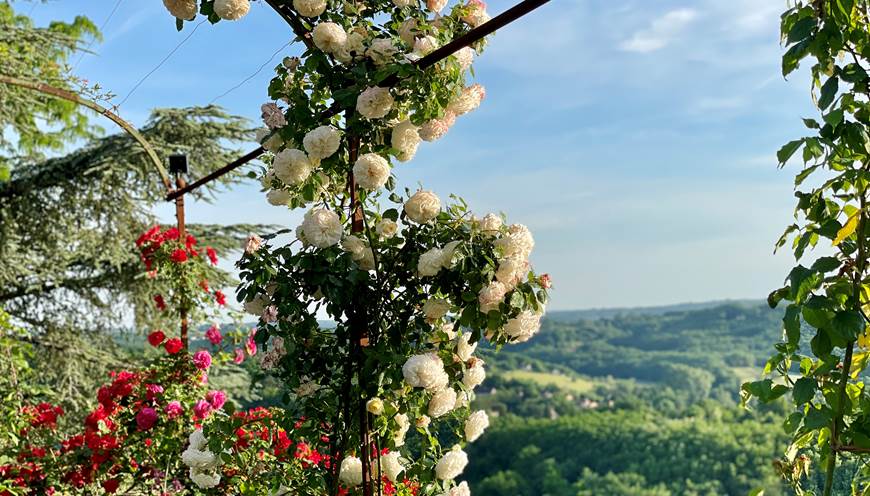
[743,1,870,495]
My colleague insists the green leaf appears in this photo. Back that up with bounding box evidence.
[793,377,816,405]
[787,265,820,303]
[787,16,816,44]
[742,379,790,403]
[811,256,841,273]
[783,38,811,76]
[777,139,804,165]
[819,76,839,110]
[831,310,864,341]
[785,304,802,347]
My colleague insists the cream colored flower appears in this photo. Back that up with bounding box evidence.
[478,280,507,313]
[455,332,477,362]
[353,153,391,190]
[273,149,313,185]
[379,451,405,482]
[462,358,486,389]
[300,208,343,248]
[393,413,410,446]
[391,120,421,162]
[293,0,326,17]
[423,297,451,322]
[266,188,292,206]
[313,22,347,53]
[367,38,399,65]
[339,456,363,486]
[503,310,544,343]
[447,83,486,116]
[163,0,197,19]
[402,352,449,391]
[214,0,250,20]
[418,247,445,277]
[357,87,394,119]
[404,190,441,223]
[464,410,489,442]
[303,125,341,159]
[435,446,469,480]
[428,388,457,418]
[376,219,398,238]
[366,398,385,415]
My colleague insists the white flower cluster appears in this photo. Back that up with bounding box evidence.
[435,446,468,480]
[353,153,391,190]
[405,190,441,224]
[182,429,221,489]
[418,240,460,277]
[298,208,343,248]
[339,456,363,486]
[402,353,449,392]
[356,86,394,119]
[391,120,421,162]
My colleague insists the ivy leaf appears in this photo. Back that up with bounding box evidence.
[833,212,859,246]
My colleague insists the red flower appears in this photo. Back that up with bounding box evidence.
[135,225,160,247]
[199,279,210,292]
[102,478,120,493]
[185,234,198,250]
[147,330,165,347]
[206,246,218,265]
[164,227,180,240]
[153,295,166,311]
[135,408,158,431]
[214,290,226,306]
[164,338,183,355]
[170,249,188,263]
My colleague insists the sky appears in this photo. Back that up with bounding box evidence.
[25,0,811,311]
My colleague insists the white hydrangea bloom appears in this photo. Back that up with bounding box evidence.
[189,468,221,489]
[418,247,445,277]
[402,352,449,391]
[266,188,291,206]
[464,410,489,442]
[435,446,469,480]
[404,190,441,223]
[447,83,486,116]
[273,149,313,185]
[376,218,398,238]
[462,358,486,389]
[428,388,457,418]
[393,413,410,447]
[367,38,399,65]
[339,456,363,486]
[380,451,405,482]
[357,87,394,119]
[313,22,347,53]
[303,125,341,159]
[478,280,507,313]
[423,297,451,322]
[503,310,543,343]
[300,208,343,248]
[293,0,326,17]
[455,332,477,362]
[452,46,475,71]
[391,120,421,162]
[353,153,391,190]
[214,0,250,20]
[163,0,197,19]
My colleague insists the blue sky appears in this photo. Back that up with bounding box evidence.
[26,0,809,311]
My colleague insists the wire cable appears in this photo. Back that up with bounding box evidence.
[208,39,294,104]
[72,0,125,69]
[118,19,207,107]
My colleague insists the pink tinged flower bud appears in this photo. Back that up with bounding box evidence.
[136,407,158,431]
[192,350,212,370]
[193,400,213,420]
[164,401,184,419]
[206,390,227,410]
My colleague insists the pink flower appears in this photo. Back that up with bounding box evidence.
[233,348,245,364]
[145,384,164,400]
[205,325,222,345]
[245,234,263,254]
[164,401,183,419]
[192,350,212,370]
[193,400,212,420]
[262,305,278,323]
[136,407,158,431]
[245,329,258,356]
[205,390,227,410]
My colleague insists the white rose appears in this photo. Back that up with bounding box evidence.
[503,310,543,343]
[366,398,385,415]
[182,447,216,470]
[391,119,421,162]
[273,149,313,185]
[405,190,441,223]
[453,390,470,410]
[428,388,457,418]
[427,0,449,12]
[244,233,263,254]
[301,208,343,248]
[462,0,490,27]
[339,456,363,486]
[455,332,477,362]
[163,0,197,19]
[416,414,431,429]
[423,297,451,322]
[356,86,394,119]
[266,188,291,206]
[442,481,471,496]
[414,35,439,56]
[393,413,410,447]
[495,256,527,289]
[418,247,445,277]
[452,46,474,71]
[419,111,455,142]
[376,218,398,238]
[479,213,503,234]
[478,280,507,313]
[447,83,486,116]
[367,38,399,65]
[435,446,468,480]
[261,102,287,129]
[464,410,489,442]
[189,468,221,489]
[358,247,376,271]
[303,125,341,160]
[440,240,461,269]
[494,223,535,259]
[353,153,391,190]
[462,358,486,389]
[214,0,250,19]
[313,22,347,53]
[341,234,367,258]
[402,352,449,391]
[293,0,326,17]
[379,451,405,482]
[256,128,284,152]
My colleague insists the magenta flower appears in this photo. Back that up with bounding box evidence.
[205,325,222,345]
[192,350,212,370]
[136,407,158,431]
[193,400,212,420]
[205,390,227,410]
[164,401,183,419]
[145,384,164,400]
[233,348,245,364]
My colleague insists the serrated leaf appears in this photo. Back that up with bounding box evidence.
[793,377,816,405]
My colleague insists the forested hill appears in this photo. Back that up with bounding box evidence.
[466,302,805,496]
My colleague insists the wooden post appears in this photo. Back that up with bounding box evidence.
[174,173,189,349]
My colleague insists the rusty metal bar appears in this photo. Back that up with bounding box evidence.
[164,0,551,201]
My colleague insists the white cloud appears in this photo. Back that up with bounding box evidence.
[620,8,698,53]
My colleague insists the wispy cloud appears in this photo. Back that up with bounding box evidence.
[620,8,698,53]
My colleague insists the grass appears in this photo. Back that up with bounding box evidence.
[502,370,596,394]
